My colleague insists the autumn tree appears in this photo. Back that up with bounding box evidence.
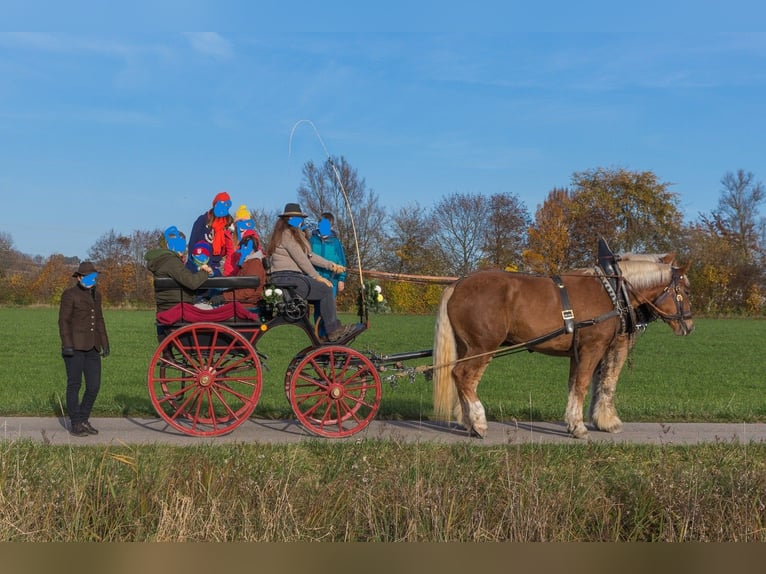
[567,167,684,267]
[685,170,766,315]
[28,254,73,305]
[524,187,573,273]
[0,231,13,278]
[87,228,160,306]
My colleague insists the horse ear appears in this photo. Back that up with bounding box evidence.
[660,253,675,265]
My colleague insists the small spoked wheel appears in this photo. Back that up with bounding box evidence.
[148,322,263,437]
[286,345,381,438]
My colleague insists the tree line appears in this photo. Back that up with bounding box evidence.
[1,159,764,316]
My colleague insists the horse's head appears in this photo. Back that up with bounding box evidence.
[618,259,694,336]
[651,262,694,335]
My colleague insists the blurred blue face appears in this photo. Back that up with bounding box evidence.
[288,216,306,229]
[167,236,186,255]
[80,272,98,288]
[318,218,332,236]
[236,218,255,241]
[213,199,232,218]
[238,239,254,261]
[191,252,209,267]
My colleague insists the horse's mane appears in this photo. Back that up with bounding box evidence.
[620,252,669,262]
[617,259,673,289]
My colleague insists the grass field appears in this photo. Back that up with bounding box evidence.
[2,307,766,542]
[1,306,764,423]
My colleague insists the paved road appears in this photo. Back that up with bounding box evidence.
[2,416,766,446]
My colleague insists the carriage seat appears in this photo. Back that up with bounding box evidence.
[155,301,260,326]
[152,276,262,326]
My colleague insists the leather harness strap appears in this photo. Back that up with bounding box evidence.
[551,275,575,335]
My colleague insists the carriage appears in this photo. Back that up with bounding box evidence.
[146,264,432,439]
[146,239,694,440]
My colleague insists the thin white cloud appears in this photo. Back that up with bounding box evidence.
[186,32,233,58]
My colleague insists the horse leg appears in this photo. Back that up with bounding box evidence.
[452,357,492,438]
[589,335,632,433]
[564,353,602,439]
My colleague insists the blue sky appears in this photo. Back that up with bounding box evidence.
[2,4,765,259]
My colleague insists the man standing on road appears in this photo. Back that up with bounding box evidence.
[58,261,110,437]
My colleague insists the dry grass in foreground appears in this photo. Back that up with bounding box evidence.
[1,439,764,542]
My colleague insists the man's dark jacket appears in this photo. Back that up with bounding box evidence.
[58,283,109,352]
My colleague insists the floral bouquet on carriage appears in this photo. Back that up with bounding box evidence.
[357,279,390,316]
[259,285,284,320]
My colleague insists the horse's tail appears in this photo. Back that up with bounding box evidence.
[432,283,457,421]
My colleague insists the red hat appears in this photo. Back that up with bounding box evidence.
[191,241,211,258]
[241,229,261,248]
[212,191,231,206]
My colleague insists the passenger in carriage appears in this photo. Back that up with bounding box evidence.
[210,228,266,308]
[309,211,348,337]
[185,191,235,276]
[144,226,214,312]
[266,202,358,342]
[190,241,214,275]
[224,204,258,276]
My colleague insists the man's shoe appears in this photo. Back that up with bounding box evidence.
[82,421,99,435]
[69,422,90,437]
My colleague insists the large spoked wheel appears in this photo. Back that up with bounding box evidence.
[148,322,263,437]
[284,346,314,402]
[286,345,381,438]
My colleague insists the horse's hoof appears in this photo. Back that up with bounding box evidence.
[595,421,623,434]
[571,426,589,439]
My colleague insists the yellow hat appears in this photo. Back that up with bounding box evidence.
[234,204,250,221]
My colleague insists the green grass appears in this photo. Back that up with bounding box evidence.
[1,307,764,422]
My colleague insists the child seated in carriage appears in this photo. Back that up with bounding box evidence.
[209,229,266,309]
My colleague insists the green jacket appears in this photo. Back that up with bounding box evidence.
[144,248,211,311]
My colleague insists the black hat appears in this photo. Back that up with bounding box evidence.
[72,261,99,277]
[279,203,307,218]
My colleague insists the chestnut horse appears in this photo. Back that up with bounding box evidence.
[432,255,694,439]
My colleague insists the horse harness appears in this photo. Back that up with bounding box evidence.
[532,239,645,363]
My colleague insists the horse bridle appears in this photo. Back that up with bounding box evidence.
[624,267,693,334]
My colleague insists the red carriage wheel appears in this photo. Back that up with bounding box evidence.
[148,322,262,437]
[286,345,381,438]
[284,346,314,402]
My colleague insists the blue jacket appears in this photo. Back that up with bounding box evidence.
[309,230,347,292]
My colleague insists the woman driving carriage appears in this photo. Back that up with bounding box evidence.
[265,203,358,342]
